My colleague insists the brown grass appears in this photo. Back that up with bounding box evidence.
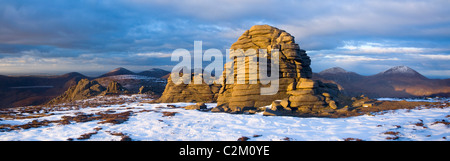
[383,131,401,140]
[161,111,178,117]
[77,131,98,140]
[431,119,450,126]
[97,111,133,124]
[237,136,250,141]
[1,119,61,131]
[343,138,363,141]
[106,131,132,141]
[385,136,400,140]
[1,110,134,132]
[383,131,400,135]
[414,119,427,129]
[282,137,292,141]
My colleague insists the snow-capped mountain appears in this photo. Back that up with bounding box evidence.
[376,65,426,79]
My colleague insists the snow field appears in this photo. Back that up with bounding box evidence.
[0,96,449,141]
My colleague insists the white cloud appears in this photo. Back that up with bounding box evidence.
[417,54,450,60]
[321,55,399,63]
[340,44,425,54]
[135,52,172,58]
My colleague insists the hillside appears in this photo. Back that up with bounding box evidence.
[0,68,170,109]
[138,68,171,79]
[0,73,88,108]
[98,67,135,78]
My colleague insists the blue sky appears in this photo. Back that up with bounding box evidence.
[0,0,449,78]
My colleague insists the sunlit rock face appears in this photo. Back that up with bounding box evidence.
[215,25,345,114]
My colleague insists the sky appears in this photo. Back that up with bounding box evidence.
[0,0,449,78]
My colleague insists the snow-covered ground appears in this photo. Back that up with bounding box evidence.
[1,95,449,141]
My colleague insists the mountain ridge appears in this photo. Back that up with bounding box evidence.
[0,68,171,109]
[313,66,450,98]
[98,67,136,78]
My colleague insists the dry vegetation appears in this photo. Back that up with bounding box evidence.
[282,137,293,141]
[0,95,157,132]
[76,131,98,140]
[237,136,250,141]
[431,119,450,126]
[0,110,135,132]
[383,131,401,140]
[161,111,178,117]
[0,119,59,132]
[294,99,449,118]
[106,131,132,141]
[343,138,364,141]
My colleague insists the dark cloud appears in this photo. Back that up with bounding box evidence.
[0,0,449,77]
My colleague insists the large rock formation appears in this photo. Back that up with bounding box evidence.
[214,25,348,115]
[47,79,105,104]
[48,79,129,104]
[155,72,221,103]
[100,81,128,96]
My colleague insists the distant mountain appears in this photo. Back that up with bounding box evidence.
[98,67,135,78]
[313,66,450,98]
[0,72,89,108]
[374,65,427,79]
[319,67,351,74]
[93,67,168,95]
[317,67,365,82]
[0,67,171,109]
[137,68,171,79]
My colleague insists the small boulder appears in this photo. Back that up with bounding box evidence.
[211,106,224,112]
[271,100,283,111]
[280,99,290,108]
[196,102,207,109]
[329,100,337,109]
[184,103,207,110]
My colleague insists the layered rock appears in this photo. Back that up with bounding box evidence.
[214,25,347,115]
[155,73,221,103]
[47,79,105,104]
[100,81,129,96]
[48,79,130,104]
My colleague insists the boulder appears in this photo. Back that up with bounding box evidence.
[184,103,207,110]
[214,25,351,116]
[280,99,290,108]
[217,25,313,111]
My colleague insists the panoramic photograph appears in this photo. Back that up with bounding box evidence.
[0,0,449,149]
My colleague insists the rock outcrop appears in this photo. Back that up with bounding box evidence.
[138,86,156,95]
[155,72,221,103]
[47,79,105,104]
[100,81,128,96]
[213,25,349,115]
[48,79,129,104]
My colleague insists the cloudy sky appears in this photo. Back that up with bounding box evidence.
[0,0,449,78]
